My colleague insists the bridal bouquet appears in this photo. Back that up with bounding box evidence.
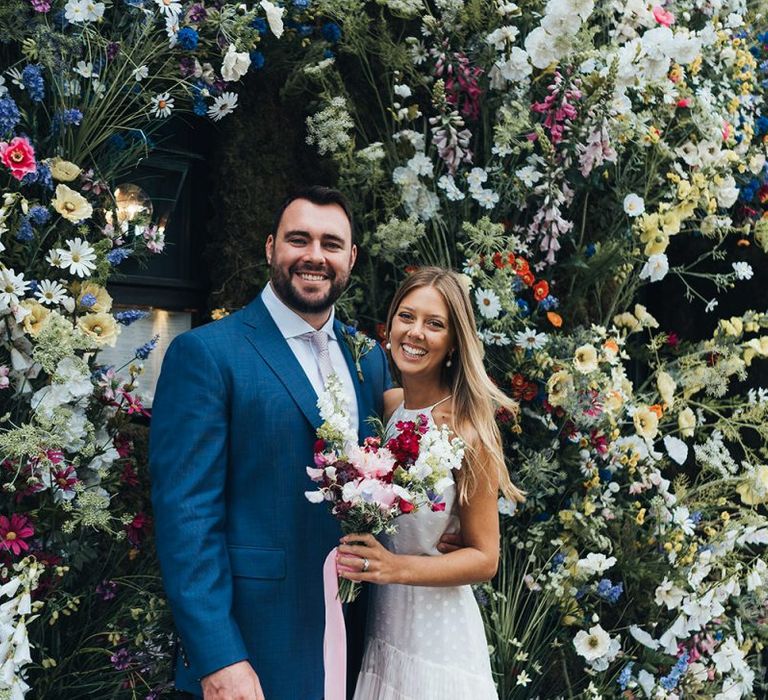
[305,374,465,602]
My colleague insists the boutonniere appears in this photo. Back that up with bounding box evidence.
[341,325,377,382]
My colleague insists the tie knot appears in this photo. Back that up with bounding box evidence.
[304,330,329,352]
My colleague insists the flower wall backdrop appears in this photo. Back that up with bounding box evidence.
[288,0,768,696]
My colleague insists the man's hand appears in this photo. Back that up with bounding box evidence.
[436,532,464,554]
[201,660,265,700]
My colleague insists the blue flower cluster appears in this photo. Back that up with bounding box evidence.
[80,293,97,308]
[0,97,20,136]
[177,27,199,51]
[21,162,53,190]
[250,17,268,34]
[550,552,566,570]
[756,115,768,136]
[135,334,159,360]
[115,309,150,326]
[292,0,310,7]
[596,578,623,603]
[15,217,33,242]
[539,295,559,310]
[106,247,131,265]
[28,205,50,226]
[322,21,342,43]
[250,50,265,70]
[617,662,634,691]
[22,64,45,102]
[659,651,689,691]
[740,177,762,202]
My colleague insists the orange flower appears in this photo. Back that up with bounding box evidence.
[547,311,563,328]
[521,270,535,286]
[492,251,506,269]
[649,404,663,418]
[404,265,419,274]
[603,338,619,354]
[533,280,549,301]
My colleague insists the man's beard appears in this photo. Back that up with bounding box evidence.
[270,262,349,314]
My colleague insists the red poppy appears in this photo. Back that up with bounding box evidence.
[533,280,549,301]
[520,270,535,287]
[492,252,506,269]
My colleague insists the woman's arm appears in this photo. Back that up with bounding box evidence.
[337,435,500,587]
[382,387,404,423]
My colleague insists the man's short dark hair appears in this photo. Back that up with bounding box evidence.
[272,186,355,243]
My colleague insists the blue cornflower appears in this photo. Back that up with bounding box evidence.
[250,17,268,34]
[193,97,207,117]
[135,335,159,360]
[740,178,760,202]
[321,21,342,43]
[585,242,597,258]
[550,552,566,571]
[22,64,45,102]
[691,511,702,524]
[660,652,689,691]
[516,299,530,317]
[0,97,21,136]
[37,163,53,190]
[292,0,310,7]
[106,247,131,265]
[617,662,634,691]
[539,295,559,310]
[58,108,83,126]
[250,51,265,70]
[115,309,150,326]
[28,205,50,226]
[80,293,97,308]
[297,24,313,38]
[177,27,199,51]
[598,468,613,482]
[756,115,768,135]
[596,578,623,603]
[15,217,33,242]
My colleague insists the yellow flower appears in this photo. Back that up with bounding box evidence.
[582,499,596,516]
[644,230,670,256]
[49,157,82,182]
[678,407,696,438]
[547,370,573,407]
[52,184,93,223]
[719,317,743,337]
[20,300,50,336]
[613,312,640,333]
[634,304,659,329]
[635,508,646,525]
[633,405,659,440]
[77,312,120,347]
[743,337,768,367]
[656,371,676,408]
[210,308,230,321]
[73,282,112,313]
[573,344,599,374]
[736,465,768,505]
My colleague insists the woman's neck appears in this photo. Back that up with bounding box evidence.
[401,377,451,410]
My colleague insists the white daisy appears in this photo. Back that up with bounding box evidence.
[35,280,69,306]
[58,238,97,278]
[132,65,149,82]
[514,329,548,351]
[0,268,30,309]
[623,193,645,217]
[45,248,64,268]
[732,261,753,280]
[151,92,174,118]
[165,14,180,46]
[481,329,511,346]
[74,61,97,79]
[474,288,501,319]
[154,0,182,18]
[207,92,239,122]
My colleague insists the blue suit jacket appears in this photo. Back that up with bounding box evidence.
[149,297,390,698]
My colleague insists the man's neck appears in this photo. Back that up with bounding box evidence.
[268,281,332,330]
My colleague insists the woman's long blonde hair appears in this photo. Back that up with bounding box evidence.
[385,267,525,505]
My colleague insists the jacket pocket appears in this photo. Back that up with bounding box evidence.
[227,544,286,580]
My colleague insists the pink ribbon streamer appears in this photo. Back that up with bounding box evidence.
[323,547,346,700]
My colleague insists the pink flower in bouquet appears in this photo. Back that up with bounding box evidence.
[652,5,675,26]
[0,137,37,181]
[0,366,9,389]
[346,443,396,479]
[0,513,35,556]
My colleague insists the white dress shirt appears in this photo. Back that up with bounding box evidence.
[261,282,359,433]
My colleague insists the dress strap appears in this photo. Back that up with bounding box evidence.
[429,394,453,411]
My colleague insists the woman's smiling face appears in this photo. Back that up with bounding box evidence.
[390,285,454,382]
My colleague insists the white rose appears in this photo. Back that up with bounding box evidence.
[221,43,252,82]
[259,0,285,38]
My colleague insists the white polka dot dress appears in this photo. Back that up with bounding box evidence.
[352,403,498,700]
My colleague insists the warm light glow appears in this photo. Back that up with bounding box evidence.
[113,183,153,224]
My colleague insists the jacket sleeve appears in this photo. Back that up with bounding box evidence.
[149,331,248,679]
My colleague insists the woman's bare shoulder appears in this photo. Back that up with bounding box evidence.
[383,387,404,422]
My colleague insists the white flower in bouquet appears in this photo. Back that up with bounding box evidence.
[57,238,96,277]
[623,193,645,217]
[0,268,30,309]
[154,0,182,18]
[132,65,149,82]
[52,186,92,223]
[573,624,619,669]
[573,344,599,373]
[50,158,81,182]
[437,175,465,201]
[346,443,396,479]
[639,253,669,282]
[259,0,285,39]
[546,369,573,407]
[715,174,739,208]
[731,262,753,280]
[677,407,696,437]
[633,405,659,440]
[151,92,175,118]
[736,464,768,506]
[34,280,68,306]
[208,92,239,122]
[474,288,501,319]
[575,552,616,577]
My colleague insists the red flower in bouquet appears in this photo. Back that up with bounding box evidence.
[386,418,428,465]
[126,512,150,546]
[0,513,35,556]
[0,136,37,181]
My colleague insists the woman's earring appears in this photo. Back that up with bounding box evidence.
[446,353,453,368]
[385,340,392,351]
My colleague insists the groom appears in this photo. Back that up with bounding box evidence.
[149,186,391,699]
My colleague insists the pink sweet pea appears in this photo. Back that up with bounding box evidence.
[0,513,35,556]
[652,5,675,26]
[0,136,37,181]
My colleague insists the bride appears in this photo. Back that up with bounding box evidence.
[336,266,525,699]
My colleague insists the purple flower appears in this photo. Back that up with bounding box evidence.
[96,579,118,601]
[135,335,159,360]
[110,647,133,671]
[187,3,207,21]
[15,217,33,242]
[179,57,196,78]
[107,42,121,60]
[29,0,51,12]
[115,310,150,326]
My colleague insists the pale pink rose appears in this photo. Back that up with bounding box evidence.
[348,444,397,479]
[652,5,674,26]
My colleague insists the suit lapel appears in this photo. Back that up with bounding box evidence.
[334,321,368,437]
[241,297,322,430]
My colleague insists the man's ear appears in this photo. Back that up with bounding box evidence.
[265,234,274,264]
[350,243,358,269]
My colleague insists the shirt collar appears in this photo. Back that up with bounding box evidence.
[261,282,337,341]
